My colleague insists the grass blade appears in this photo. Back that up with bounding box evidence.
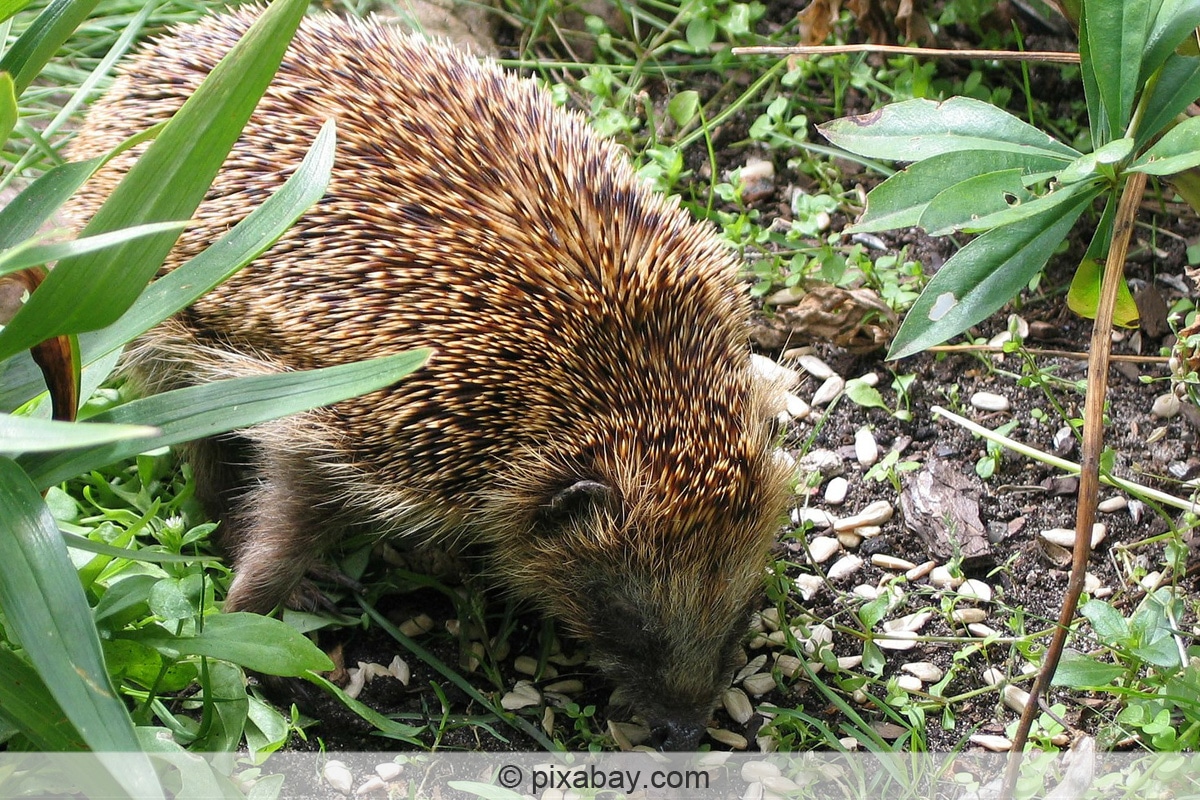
[0,0,308,362]
[0,458,163,796]
[0,646,86,750]
[80,119,336,365]
[0,413,156,455]
[0,0,99,95]
[21,349,430,488]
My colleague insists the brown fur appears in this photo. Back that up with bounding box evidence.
[67,10,792,748]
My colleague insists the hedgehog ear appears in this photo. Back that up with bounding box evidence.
[535,479,615,529]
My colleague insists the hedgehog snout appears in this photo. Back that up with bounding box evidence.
[647,718,706,752]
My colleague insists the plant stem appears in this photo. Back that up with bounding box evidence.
[930,405,1196,513]
[999,170,1148,798]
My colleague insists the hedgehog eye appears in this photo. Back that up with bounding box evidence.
[535,479,615,530]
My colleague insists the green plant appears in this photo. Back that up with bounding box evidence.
[0,0,428,784]
[819,0,1200,359]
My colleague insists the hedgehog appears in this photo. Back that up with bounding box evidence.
[66,10,792,750]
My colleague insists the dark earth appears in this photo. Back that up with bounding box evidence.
[224,1,1200,757]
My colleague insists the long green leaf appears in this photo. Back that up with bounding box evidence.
[21,349,430,488]
[0,458,162,797]
[932,179,1099,235]
[0,0,99,95]
[1138,54,1200,149]
[0,645,85,750]
[0,118,329,414]
[1141,0,1200,84]
[0,0,35,25]
[0,414,156,455]
[0,0,308,362]
[888,193,1093,360]
[120,613,334,676]
[0,71,15,143]
[917,169,1030,235]
[818,97,1081,162]
[848,151,1066,233]
[1082,0,1156,143]
[79,119,337,366]
[1131,113,1200,174]
[0,124,163,252]
[0,221,185,279]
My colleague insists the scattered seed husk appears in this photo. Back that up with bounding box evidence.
[928,566,962,589]
[876,631,919,650]
[951,607,988,624]
[763,775,802,794]
[968,623,999,638]
[387,655,410,685]
[970,734,1012,752]
[742,672,777,697]
[827,554,864,581]
[784,392,811,420]
[1097,496,1127,513]
[896,675,922,692]
[723,687,755,724]
[812,375,845,406]
[1040,524,1105,549]
[501,681,542,710]
[836,655,863,670]
[323,761,353,795]
[958,579,993,602]
[741,761,782,782]
[398,613,435,637]
[798,448,844,479]
[760,607,782,631]
[795,573,824,601]
[970,391,1010,412]
[855,427,879,467]
[1151,392,1181,419]
[808,536,840,563]
[542,707,555,737]
[797,508,835,529]
[736,654,769,683]
[837,531,864,549]
[344,667,367,700]
[834,500,893,531]
[883,611,932,634]
[355,776,386,796]
[852,584,878,600]
[797,355,834,380]
[707,727,748,749]
[1141,571,1163,591]
[853,524,883,539]
[902,661,944,682]
[1084,572,1102,594]
[905,560,936,581]
[544,679,584,695]
[375,763,402,781]
[750,354,799,387]
[872,554,916,571]
[774,654,803,678]
[824,476,849,506]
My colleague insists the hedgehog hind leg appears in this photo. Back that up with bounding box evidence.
[218,414,351,614]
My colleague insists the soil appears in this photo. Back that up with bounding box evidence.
[262,1,1200,756]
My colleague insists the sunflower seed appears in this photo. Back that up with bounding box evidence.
[723,687,755,724]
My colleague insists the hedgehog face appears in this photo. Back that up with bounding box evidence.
[489,441,788,750]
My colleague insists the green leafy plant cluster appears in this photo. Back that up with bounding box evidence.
[0,0,428,786]
[820,0,1200,359]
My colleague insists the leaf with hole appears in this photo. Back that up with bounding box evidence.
[848,150,1066,233]
[888,192,1092,360]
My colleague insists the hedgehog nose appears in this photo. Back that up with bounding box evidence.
[649,720,705,751]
